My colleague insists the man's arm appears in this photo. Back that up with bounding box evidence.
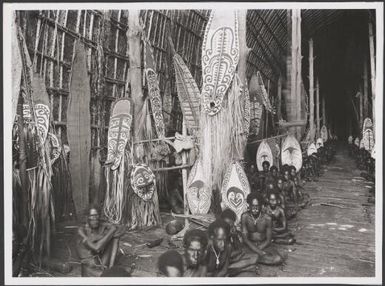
[83,225,117,253]
[258,216,272,250]
[215,245,231,277]
[240,214,266,255]
[273,209,287,233]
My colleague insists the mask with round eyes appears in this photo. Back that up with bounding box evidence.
[226,187,245,209]
[130,164,156,201]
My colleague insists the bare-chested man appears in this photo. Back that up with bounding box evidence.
[241,193,283,265]
[76,206,122,276]
[265,192,295,245]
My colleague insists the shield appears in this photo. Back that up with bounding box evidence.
[201,10,239,115]
[281,135,303,171]
[106,99,132,170]
[256,140,273,171]
[362,129,374,152]
[130,164,156,201]
[186,160,212,214]
[307,143,317,156]
[320,125,328,142]
[221,162,250,223]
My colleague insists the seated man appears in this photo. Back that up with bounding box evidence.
[221,209,259,276]
[265,192,295,245]
[157,250,184,277]
[258,161,271,193]
[241,193,284,265]
[76,206,122,277]
[276,178,286,210]
[282,169,298,203]
[182,229,208,277]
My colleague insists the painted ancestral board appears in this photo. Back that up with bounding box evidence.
[201,10,239,115]
[186,159,212,214]
[221,161,250,223]
[248,74,264,136]
[105,99,132,170]
[307,143,317,156]
[362,128,374,151]
[173,53,200,134]
[321,125,328,142]
[130,163,156,202]
[144,42,165,138]
[281,135,303,171]
[67,41,91,215]
[316,138,324,149]
[256,140,273,171]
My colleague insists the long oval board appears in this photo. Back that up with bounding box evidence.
[67,41,91,216]
[201,10,239,115]
[281,135,303,171]
[316,138,324,149]
[307,143,317,156]
[221,161,250,223]
[105,99,132,170]
[186,159,212,214]
[362,129,374,152]
[321,125,328,142]
[256,140,273,171]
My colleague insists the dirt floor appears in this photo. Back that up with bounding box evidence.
[43,145,375,277]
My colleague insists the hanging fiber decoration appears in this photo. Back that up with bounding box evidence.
[144,41,165,138]
[67,40,91,216]
[173,53,200,134]
[201,10,239,116]
[128,163,161,229]
[104,99,132,224]
[221,161,250,223]
[281,135,303,171]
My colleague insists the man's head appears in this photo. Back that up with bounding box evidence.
[87,205,100,229]
[221,208,237,228]
[158,250,184,277]
[277,178,283,190]
[283,170,290,181]
[208,219,230,252]
[262,161,270,172]
[289,166,297,178]
[266,182,275,191]
[249,164,256,173]
[270,166,278,177]
[246,192,263,217]
[183,229,208,268]
[268,192,278,209]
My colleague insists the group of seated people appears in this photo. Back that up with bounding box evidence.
[158,192,288,277]
[348,141,375,182]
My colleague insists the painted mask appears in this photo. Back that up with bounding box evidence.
[130,164,156,201]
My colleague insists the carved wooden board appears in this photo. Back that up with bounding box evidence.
[201,10,239,115]
[307,143,317,156]
[362,128,374,152]
[186,159,212,214]
[281,135,302,171]
[106,99,132,170]
[67,41,91,215]
[256,140,273,171]
[130,163,156,202]
[221,161,250,223]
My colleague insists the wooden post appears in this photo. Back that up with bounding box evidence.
[368,21,375,129]
[127,11,145,142]
[277,75,282,121]
[322,95,326,127]
[309,38,315,140]
[316,78,320,137]
[359,85,363,129]
[363,55,369,119]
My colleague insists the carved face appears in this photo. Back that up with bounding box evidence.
[130,164,156,201]
[187,180,211,214]
[227,187,245,209]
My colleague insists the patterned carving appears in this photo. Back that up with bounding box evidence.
[130,164,156,202]
[186,160,212,214]
[242,84,251,136]
[145,43,165,138]
[22,103,50,145]
[221,161,250,223]
[363,118,373,131]
[281,135,303,171]
[106,99,132,170]
[173,53,200,133]
[362,129,374,151]
[201,10,239,115]
[256,140,273,171]
[48,132,61,165]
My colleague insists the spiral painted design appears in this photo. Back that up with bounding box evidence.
[130,164,156,201]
